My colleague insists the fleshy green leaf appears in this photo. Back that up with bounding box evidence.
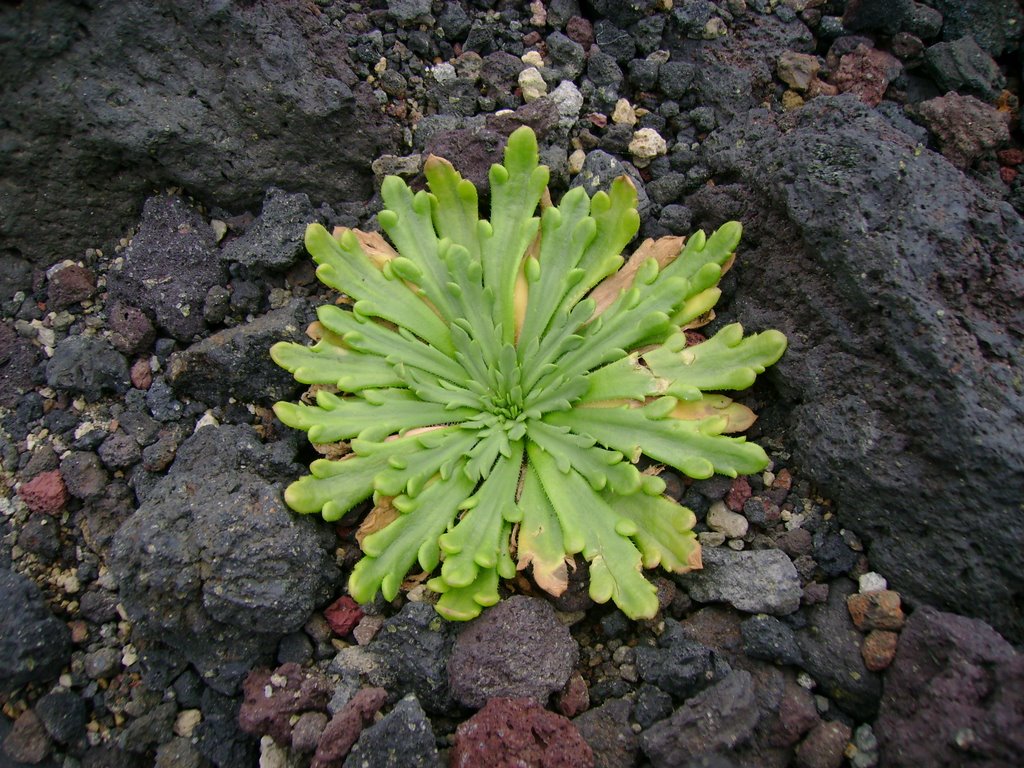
[272,127,787,624]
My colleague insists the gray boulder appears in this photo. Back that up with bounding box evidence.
[694,95,1024,642]
[109,424,339,693]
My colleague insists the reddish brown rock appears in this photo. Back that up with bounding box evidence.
[310,687,387,768]
[323,595,363,637]
[48,264,96,310]
[913,93,1011,169]
[2,709,52,764]
[107,301,156,356]
[451,698,594,768]
[861,629,899,671]
[832,45,902,106]
[238,662,333,745]
[130,359,153,390]
[847,590,905,631]
[554,672,589,718]
[565,16,594,50]
[18,470,68,515]
[795,720,852,768]
[725,475,752,512]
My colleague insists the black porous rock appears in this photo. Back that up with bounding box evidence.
[0,568,73,692]
[696,94,1024,642]
[634,631,722,701]
[166,299,312,406]
[220,187,322,271]
[639,671,760,768]
[336,601,458,715]
[448,595,579,709]
[875,606,1024,767]
[573,698,638,768]
[842,0,915,36]
[0,0,398,271]
[795,579,882,719]
[927,0,1024,55]
[342,694,438,768]
[109,424,339,694]
[34,690,87,746]
[45,336,130,402]
[740,615,803,667]
[107,195,224,342]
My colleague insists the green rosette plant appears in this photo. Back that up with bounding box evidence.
[271,126,786,621]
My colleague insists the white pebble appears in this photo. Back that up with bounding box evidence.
[518,67,547,102]
[707,501,749,539]
[859,572,888,593]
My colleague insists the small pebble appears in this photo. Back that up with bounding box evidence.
[706,500,749,539]
[858,572,887,593]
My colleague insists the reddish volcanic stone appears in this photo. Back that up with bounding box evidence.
[861,629,899,672]
[18,470,68,515]
[451,698,594,768]
[847,590,905,631]
[324,595,363,637]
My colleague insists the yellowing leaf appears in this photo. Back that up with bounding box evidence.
[670,394,758,433]
[589,235,686,317]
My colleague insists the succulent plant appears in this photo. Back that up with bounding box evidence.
[271,127,786,621]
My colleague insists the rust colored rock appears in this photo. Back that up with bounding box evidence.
[323,595,364,637]
[47,264,96,310]
[18,470,68,515]
[451,698,594,768]
[107,301,156,356]
[795,720,852,768]
[310,687,387,768]
[554,672,589,718]
[833,45,902,106]
[725,475,751,512]
[913,93,1011,170]
[565,16,594,50]
[238,662,333,745]
[847,590,905,631]
[130,358,153,390]
[861,629,899,671]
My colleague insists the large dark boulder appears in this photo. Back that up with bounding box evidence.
[0,0,400,292]
[692,95,1024,641]
[109,424,340,694]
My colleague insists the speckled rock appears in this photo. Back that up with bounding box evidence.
[166,298,310,406]
[451,697,593,768]
[342,694,438,768]
[221,187,321,271]
[46,335,130,402]
[448,595,578,709]
[108,195,225,341]
[573,698,637,768]
[47,264,96,310]
[796,579,881,719]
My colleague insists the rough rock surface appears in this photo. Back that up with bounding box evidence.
[696,94,1024,641]
[109,424,338,693]
[679,546,802,616]
[0,569,72,692]
[875,606,1024,766]
[448,595,579,709]
[107,195,225,342]
[45,336,130,402]
[796,580,882,719]
[0,322,40,408]
[451,697,594,768]
[639,671,760,768]
[338,601,457,715]
[167,299,312,406]
[0,0,399,282]
[342,694,438,768]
